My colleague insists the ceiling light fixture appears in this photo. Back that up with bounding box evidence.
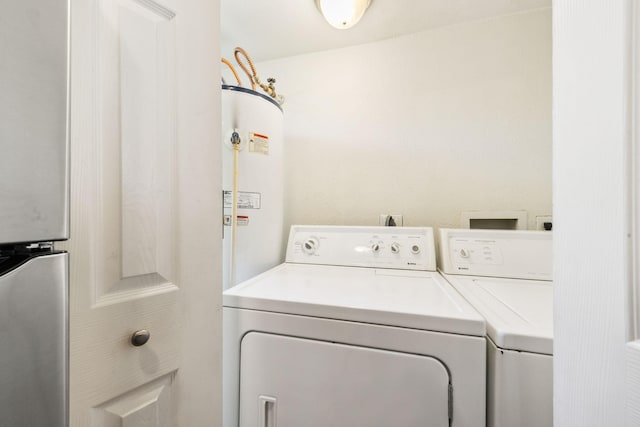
[315,0,372,30]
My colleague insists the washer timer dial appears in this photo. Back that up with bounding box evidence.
[302,238,320,255]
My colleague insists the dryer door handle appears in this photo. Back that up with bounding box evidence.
[259,395,277,427]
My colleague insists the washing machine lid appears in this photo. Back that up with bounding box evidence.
[440,272,552,354]
[223,263,486,337]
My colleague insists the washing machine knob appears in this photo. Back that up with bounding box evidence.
[459,248,470,258]
[390,243,400,254]
[371,243,380,253]
[303,238,319,255]
[411,245,421,254]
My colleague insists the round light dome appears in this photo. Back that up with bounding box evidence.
[315,0,372,30]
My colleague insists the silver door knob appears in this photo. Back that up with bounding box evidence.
[131,330,150,347]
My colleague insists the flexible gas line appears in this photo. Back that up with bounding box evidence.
[221,57,242,86]
[233,47,258,90]
[230,130,241,287]
[234,47,283,104]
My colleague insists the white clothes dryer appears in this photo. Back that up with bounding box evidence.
[223,226,486,427]
[438,228,553,427]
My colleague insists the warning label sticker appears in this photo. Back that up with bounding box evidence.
[223,191,261,209]
[249,132,269,155]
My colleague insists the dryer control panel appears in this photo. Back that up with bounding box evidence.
[286,226,436,271]
[439,228,552,280]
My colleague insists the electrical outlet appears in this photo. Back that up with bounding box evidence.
[379,214,403,226]
[535,215,552,231]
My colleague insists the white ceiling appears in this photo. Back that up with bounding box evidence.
[220,0,551,62]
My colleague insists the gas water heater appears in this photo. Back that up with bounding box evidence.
[222,85,284,289]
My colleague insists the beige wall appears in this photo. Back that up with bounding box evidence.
[242,8,551,231]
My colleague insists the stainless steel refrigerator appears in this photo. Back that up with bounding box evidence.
[0,0,69,426]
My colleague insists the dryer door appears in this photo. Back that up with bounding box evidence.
[239,332,451,427]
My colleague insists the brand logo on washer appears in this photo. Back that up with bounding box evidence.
[407,262,416,265]
[458,267,469,270]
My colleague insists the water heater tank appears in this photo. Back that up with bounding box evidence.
[222,85,284,289]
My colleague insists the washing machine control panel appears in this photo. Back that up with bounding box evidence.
[439,228,552,280]
[286,226,436,271]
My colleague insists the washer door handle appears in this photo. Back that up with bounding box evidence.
[259,395,277,427]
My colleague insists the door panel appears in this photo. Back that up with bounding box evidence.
[62,0,221,424]
[97,0,177,298]
[91,374,173,427]
[627,341,640,424]
[118,0,177,282]
[240,332,451,427]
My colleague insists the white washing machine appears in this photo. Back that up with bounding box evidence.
[438,228,553,427]
[223,226,487,427]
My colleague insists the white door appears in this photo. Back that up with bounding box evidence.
[631,2,640,424]
[554,1,635,426]
[59,0,221,425]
